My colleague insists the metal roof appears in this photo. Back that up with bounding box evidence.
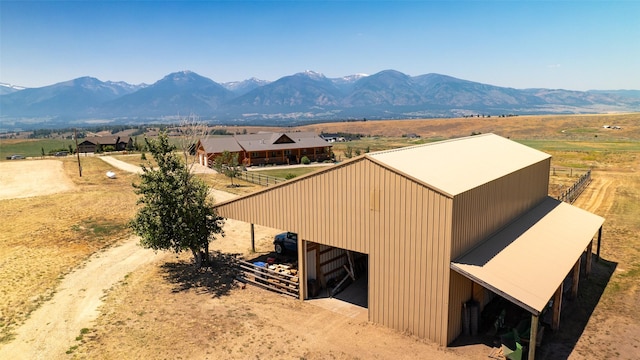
[367,134,550,196]
[451,197,604,314]
[198,137,244,153]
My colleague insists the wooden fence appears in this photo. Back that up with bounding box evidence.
[236,171,286,187]
[557,169,592,204]
[550,167,588,177]
[235,259,299,298]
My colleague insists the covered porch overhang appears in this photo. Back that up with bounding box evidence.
[451,197,604,359]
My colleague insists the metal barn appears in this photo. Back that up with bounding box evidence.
[213,133,603,358]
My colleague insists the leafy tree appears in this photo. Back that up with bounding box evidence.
[129,132,225,266]
[213,150,241,187]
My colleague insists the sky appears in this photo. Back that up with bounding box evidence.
[1,1,639,91]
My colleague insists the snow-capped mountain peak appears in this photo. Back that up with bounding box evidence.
[299,70,326,79]
[0,82,27,91]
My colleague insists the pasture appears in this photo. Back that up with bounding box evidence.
[0,113,638,359]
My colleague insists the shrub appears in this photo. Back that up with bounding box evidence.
[301,156,310,165]
[344,146,353,159]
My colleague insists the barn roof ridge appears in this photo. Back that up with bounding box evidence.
[366,133,550,196]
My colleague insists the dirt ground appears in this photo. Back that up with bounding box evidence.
[1,114,639,359]
[0,159,76,200]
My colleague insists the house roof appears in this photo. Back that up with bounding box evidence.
[198,137,244,154]
[235,132,330,152]
[451,197,604,314]
[367,133,550,196]
[79,136,131,145]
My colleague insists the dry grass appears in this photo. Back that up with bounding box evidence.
[0,157,138,342]
[214,113,640,142]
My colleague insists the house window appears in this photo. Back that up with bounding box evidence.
[302,149,307,154]
[284,150,292,155]
[271,151,277,157]
[251,152,259,157]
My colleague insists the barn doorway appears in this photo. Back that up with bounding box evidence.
[306,243,368,309]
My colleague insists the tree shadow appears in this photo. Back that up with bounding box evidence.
[160,251,242,298]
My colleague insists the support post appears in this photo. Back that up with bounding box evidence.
[586,240,593,279]
[316,245,323,287]
[552,283,563,331]
[571,258,581,299]
[74,128,82,177]
[596,226,602,262]
[298,238,307,301]
[528,314,539,360]
[250,223,255,253]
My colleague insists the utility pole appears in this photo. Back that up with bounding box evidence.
[74,128,82,177]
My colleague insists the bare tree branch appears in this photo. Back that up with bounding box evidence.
[177,113,208,173]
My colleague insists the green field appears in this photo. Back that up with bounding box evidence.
[252,165,328,179]
[0,139,76,159]
[518,139,640,152]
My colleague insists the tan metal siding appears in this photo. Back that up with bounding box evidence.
[366,164,453,346]
[450,159,550,259]
[217,157,455,345]
[447,270,473,342]
[215,158,374,253]
[446,158,550,344]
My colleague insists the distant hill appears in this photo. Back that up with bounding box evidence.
[0,77,144,118]
[1,70,638,131]
[99,71,234,118]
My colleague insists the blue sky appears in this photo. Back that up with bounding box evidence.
[1,1,639,90]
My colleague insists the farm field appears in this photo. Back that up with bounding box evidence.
[0,113,638,359]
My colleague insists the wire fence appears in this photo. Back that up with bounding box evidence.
[236,171,286,187]
[550,167,586,177]
[557,169,592,204]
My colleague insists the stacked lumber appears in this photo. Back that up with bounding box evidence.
[268,264,298,277]
[236,259,300,298]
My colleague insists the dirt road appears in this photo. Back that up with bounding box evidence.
[98,155,143,174]
[0,156,236,359]
[98,155,217,175]
[0,239,167,360]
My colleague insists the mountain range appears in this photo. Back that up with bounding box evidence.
[1,70,639,131]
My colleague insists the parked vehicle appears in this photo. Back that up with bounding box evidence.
[54,151,68,156]
[7,154,25,160]
[273,232,297,254]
